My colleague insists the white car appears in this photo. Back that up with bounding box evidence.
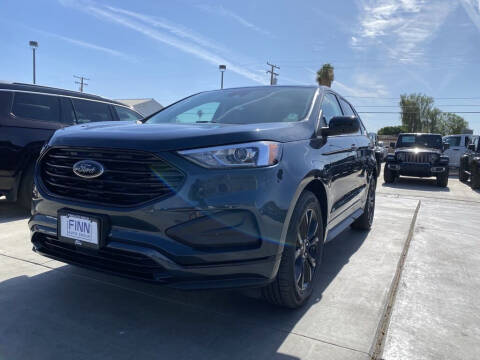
[443,134,478,168]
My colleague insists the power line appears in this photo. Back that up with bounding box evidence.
[266,62,280,86]
[74,75,89,92]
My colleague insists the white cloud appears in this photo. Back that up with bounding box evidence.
[354,0,457,63]
[332,74,389,98]
[460,0,480,32]
[196,4,272,37]
[33,28,135,61]
[58,1,267,84]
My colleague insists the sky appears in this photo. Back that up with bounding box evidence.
[1,0,480,133]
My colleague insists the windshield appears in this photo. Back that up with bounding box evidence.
[145,87,316,125]
[443,136,461,147]
[397,134,442,149]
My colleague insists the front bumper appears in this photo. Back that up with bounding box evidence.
[387,162,448,177]
[30,152,294,289]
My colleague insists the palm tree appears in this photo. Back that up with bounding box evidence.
[316,64,334,87]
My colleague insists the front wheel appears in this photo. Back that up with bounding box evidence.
[262,191,324,308]
[384,165,396,183]
[459,160,468,182]
[436,171,449,187]
[471,165,480,189]
[352,175,376,230]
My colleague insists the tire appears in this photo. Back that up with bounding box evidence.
[352,175,376,230]
[436,170,449,187]
[459,160,468,182]
[384,165,396,183]
[262,191,324,309]
[17,163,34,210]
[471,165,480,189]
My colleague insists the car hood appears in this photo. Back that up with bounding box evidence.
[395,147,442,154]
[48,121,314,152]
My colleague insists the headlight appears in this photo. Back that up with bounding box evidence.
[178,141,282,168]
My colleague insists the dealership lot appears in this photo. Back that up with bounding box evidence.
[1,170,479,359]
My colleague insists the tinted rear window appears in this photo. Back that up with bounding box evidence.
[12,92,60,122]
[146,87,316,125]
[114,105,143,121]
[0,91,12,115]
[72,99,113,123]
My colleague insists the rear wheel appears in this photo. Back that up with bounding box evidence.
[384,165,396,183]
[262,191,324,309]
[436,170,449,187]
[352,175,376,230]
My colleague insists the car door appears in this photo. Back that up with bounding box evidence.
[319,92,359,225]
[338,97,370,201]
[443,135,462,167]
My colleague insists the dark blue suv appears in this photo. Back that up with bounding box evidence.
[30,86,377,308]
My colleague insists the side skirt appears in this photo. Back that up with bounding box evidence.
[325,208,363,242]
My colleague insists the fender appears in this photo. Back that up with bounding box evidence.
[278,170,331,253]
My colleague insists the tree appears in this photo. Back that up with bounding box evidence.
[316,64,334,87]
[426,107,442,133]
[378,126,406,135]
[399,94,433,132]
[439,113,469,135]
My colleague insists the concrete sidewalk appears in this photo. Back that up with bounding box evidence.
[0,195,418,360]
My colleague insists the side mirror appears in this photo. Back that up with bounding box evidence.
[320,116,360,137]
[443,143,450,151]
[390,142,396,149]
[468,144,475,151]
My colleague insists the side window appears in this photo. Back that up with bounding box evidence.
[339,98,355,116]
[72,99,113,124]
[320,93,342,125]
[175,102,220,123]
[465,136,471,147]
[60,98,76,124]
[12,92,60,122]
[114,105,143,121]
[339,97,363,135]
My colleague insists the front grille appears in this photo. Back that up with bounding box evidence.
[33,234,169,281]
[397,152,436,164]
[40,147,185,206]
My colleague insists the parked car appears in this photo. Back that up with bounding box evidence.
[459,135,480,189]
[0,82,143,208]
[443,134,475,168]
[384,133,450,187]
[30,86,378,308]
[377,141,388,160]
[368,132,387,175]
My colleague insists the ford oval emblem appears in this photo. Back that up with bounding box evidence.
[72,160,104,179]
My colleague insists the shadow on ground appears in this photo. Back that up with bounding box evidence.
[0,223,369,360]
[381,176,450,192]
[0,199,29,224]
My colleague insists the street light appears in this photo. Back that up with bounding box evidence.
[29,41,38,84]
[219,64,226,89]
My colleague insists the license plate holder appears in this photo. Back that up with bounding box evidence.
[58,210,107,249]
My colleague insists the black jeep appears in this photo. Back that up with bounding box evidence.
[384,133,450,187]
[459,135,480,189]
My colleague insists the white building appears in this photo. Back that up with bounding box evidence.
[116,98,163,117]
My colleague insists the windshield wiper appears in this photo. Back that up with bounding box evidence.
[195,120,215,123]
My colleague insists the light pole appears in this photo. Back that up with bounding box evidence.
[29,41,38,84]
[219,64,226,89]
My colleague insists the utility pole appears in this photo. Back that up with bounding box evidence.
[29,41,38,84]
[74,75,89,92]
[266,62,279,85]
